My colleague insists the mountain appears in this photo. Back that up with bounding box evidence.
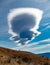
[0,47,50,65]
[38,53,50,58]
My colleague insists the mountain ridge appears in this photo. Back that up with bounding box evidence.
[0,47,50,65]
[38,52,50,58]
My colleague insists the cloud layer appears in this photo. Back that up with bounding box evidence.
[12,38,50,54]
[7,8,43,45]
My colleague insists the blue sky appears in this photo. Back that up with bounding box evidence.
[0,0,50,54]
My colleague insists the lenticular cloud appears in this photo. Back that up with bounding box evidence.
[7,8,43,45]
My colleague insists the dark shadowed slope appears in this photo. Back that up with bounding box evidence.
[38,53,50,58]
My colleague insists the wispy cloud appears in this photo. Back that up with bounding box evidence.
[32,0,50,18]
[41,25,50,32]
[12,38,50,54]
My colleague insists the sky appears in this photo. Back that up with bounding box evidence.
[0,0,50,54]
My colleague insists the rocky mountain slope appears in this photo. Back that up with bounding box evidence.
[0,47,50,65]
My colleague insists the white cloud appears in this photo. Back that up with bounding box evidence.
[7,8,43,45]
[32,0,50,18]
[41,25,50,32]
[12,38,50,54]
[12,44,50,54]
